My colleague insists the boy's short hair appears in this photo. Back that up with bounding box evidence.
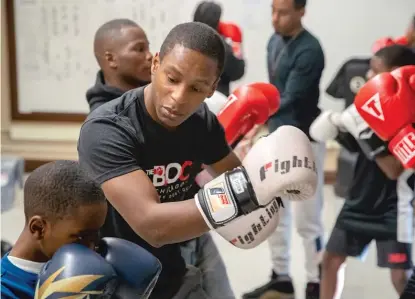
[24,160,105,220]
[374,45,415,68]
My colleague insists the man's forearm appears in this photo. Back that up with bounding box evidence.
[375,155,404,180]
[141,199,209,247]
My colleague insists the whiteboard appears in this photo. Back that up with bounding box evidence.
[13,0,415,114]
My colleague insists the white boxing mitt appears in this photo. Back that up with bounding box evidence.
[309,110,346,142]
[215,197,282,249]
[243,125,318,202]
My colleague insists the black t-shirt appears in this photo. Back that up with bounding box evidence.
[335,150,398,239]
[326,58,370,108]
[77,86,231,299]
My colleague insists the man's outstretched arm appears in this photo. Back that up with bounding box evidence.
[102,170,209,247]
[78,118,212,247]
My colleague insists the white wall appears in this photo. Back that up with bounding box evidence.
[224,0,414,112]
[302,0,414,111]
[11,0,414,116]
[3,0,414,147]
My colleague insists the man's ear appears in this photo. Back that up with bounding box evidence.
[28,216,47,240]
[151,52,160,75]
[299,7,305,17]
[207,79,220,98]
[105,51,117,69]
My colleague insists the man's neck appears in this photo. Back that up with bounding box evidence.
[281,24,304,39]
[9,229,49,263]
[103,75,136,92]
[289,24,304,38]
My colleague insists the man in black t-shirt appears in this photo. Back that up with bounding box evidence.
[86,19,236,299]
[78,22,241,299]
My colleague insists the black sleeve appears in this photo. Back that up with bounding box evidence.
[335,131,361,153]
[77,117,141,185]
[201,108,232,165]
[326,63,347,99]
[221,42,245,81]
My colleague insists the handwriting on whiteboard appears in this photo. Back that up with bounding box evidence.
[14,0,178,113]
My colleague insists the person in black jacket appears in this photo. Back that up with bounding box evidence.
[193,1,245,96]
[86,19,153,112]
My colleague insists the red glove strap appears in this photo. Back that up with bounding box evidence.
[389,124,415,169]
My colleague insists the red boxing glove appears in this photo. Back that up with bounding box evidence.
[371,36,409,53]
[354,65,415,168]
[218,21,243,59]
[218,83,280,146]
[245,82,280,116]
[354,65,415,140]
[371,37,395,53]
[389,124,415,168]
[394,35,409,46]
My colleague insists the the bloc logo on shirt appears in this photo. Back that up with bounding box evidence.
[145,160,196,201]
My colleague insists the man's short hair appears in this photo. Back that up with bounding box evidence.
[375,45,415,68]
[93,19,140,64]
[159,22,226,76]
[94,18,139,45]
[193,1,222,29]
[294,0,307,9]
[24,160,105,220]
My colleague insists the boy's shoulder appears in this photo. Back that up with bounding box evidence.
[1,255,38,299]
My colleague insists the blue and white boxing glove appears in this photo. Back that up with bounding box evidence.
[35,238,161,299]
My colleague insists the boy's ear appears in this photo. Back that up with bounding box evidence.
[28,216,47,240]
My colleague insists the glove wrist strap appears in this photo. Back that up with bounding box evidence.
[225,166,257,214]
[196,166,258,228]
